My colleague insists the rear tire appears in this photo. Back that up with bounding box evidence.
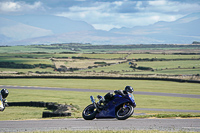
[82,104,97,120]
[116,104,134,120]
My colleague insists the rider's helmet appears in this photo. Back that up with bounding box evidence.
[124,86,134,93]
[1,89,9,99]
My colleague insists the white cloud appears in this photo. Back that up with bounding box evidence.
[1,0,200,31]
[113,1,123,6]
[148,0,167,6]
[147,0,200,13]
[92,24,121,31]
[0,1,21,12]
[56,5,184,31]
[0,1,43,14]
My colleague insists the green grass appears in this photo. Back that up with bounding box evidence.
[0,106,45,120]
[80,53,128,59]
[0,57,55,73]
[0,48,200,121]
[0,46,73,53]
[134,113,200,118]
[0,67,55,73]
[1,53,79,58]
[5,89,200,111]
[136,60,200,70]
[64,59,122,69]
[127,54,200,60]
[0,78,200,95]
[135,94,200,110]
[1,88,200,120]
[0,57,53,65]
[81,60,200,75]
[1,44,200,54]
[0,78,199,120]
[1,89,103,120]
[81,62,132,73]
[1,52,200,75]
[123,68,200,75]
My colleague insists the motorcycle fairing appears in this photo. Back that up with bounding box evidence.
[95,94,132,118]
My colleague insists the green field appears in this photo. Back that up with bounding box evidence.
[0,44,200,76]
[0,78,199,120]
[123,68,200,75]
[136,60,200,69]
[1,44,200,53]
[1,56,199,75]
[0,44,200,121]
[1,53,79,58]
[0,57,53,65]
[1,78,200,94]
[127,54,200,59]
[80,60,200,75]
[80,53,128,59]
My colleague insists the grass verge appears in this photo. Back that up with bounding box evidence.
[0,78,200,95]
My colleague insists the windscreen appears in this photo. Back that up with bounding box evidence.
[128,92,135,101]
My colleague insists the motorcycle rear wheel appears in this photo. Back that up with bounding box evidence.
[116,104,134,120]
[82,104,97,120]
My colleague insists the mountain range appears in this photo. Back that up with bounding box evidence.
[0,13,200,45]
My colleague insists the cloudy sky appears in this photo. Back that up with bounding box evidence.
[0,0,200,31]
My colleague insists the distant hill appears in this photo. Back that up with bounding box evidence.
[0,34,13,43]
[0,17,53,42]
[109,12,200,44]
[1,15,95,34]
[0,13,200,45]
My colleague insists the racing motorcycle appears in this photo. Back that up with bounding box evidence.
[82,91,136,120]
[0,95,6,111]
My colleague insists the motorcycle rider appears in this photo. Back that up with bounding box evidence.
[97,86,134,108]
[0,89,9,111]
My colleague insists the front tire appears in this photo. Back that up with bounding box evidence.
[82,104,97,120]
[116,104,134,120]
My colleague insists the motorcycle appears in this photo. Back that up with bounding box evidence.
[0,95,6,111]
[82,92,136,120]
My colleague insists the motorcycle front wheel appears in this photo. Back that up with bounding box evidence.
[116,104,134,120]
[82,104,97,120]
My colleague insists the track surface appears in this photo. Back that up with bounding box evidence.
[0,118,200,132]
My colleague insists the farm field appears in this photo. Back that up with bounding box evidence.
[53,59,123,69]
[123,68,200,75]
[0,57,53,65]
[136,60,200,69]
[127,53,200,60]
[0,44,200,77]
[79,53,128,59]
[80,60,200,75]
[0,53,200,76]
[1,44,200,53]
[0,44,200,121]
[1,53,79,59]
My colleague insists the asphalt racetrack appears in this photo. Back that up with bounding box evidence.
[0,85,200,132]
[0,118,200,132]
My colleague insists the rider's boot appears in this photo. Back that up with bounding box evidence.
[97,95,105,110]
